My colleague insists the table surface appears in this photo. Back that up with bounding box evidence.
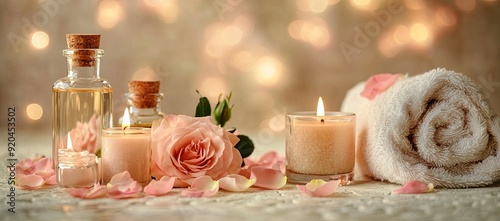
[1,132,500,221]
[1,180,500,221]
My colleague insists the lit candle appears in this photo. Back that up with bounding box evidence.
[57,133,98,188]
[285,97,356,184]
[101,108,151,185]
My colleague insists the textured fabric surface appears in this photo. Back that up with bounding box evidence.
[341,68,500,188]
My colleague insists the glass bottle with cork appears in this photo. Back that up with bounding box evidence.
[52,34,112,187]
[119,80,164,128]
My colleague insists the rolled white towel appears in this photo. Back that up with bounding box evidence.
[341,68,500,188]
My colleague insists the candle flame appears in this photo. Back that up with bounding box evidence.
[122,108,130,130]
[67,133,73,151]
[317,96,325,117]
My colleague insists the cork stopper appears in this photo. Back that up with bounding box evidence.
[66,34,100,49]
[128,81,161,108]
[66,34,101,67]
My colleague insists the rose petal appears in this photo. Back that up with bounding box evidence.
[107,171,143,198]
[33,157,53,173]
[17,174,45,189]
[16,158,34,175]
[108,181,143,199]
[219,174,256,192]
[393,180,434,194]
[297,179,340,197]
[144,176,176,196]
[250,166,287,190]
[244,151,285,169]
[44,174,57,185]
[107,171,134,186]
[238,168,252,179]
[181,176,219,197]
[361,73,402,100]
[67,185,108,199]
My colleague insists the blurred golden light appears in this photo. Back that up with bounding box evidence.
[350,0,377,10]
[132,66,159,81]
[269,115,285,132]
[200,77,227,99]
[234,15,254,35]
[232,50,255,72]
[393,25,410,45]
[328,0,341,5]
[31,31,49,49]
[156,0,178,24]
[288,20,305,40]
[308,0,328,13]
[456,0,476,11]
[410,23,429,42]
[143,0,163,7]
[205,35,228,57]
[308,24,330,48]
[404,0,426,10]
[435,7,457,26]
[27,103,43,120]
[296,0,310,11]
[378,32,401,58]
[97,0,125,29]
[255,56,283,87]
[352,0,370,6]
[221,25,243,45]
[296,17,330,48]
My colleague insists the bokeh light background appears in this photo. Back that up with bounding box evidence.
[1,0,499,155]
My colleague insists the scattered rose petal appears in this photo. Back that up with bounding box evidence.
[238,168,251,179]
[17,174,45,189]
[67,185,108,199]
[181,176,219,197]
[219,174,256,192]
[44,174,57,185]
[297,179,340,197]
[144,176,176,196]
[393,180,434,194]
[361,73,402,100]
[250,166,287,190]
[16,156,56,189]
[107,171,142,199]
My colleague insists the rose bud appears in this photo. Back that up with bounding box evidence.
[213,92,233,127]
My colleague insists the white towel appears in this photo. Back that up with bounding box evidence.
[341,68,500,188]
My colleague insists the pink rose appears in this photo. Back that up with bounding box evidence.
[69,115,99,154]
[151,115,242,184]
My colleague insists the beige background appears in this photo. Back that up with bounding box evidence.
[1,0,499,153]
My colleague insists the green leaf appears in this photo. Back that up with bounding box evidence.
[195,90,211,117]
[234,134,254,159]
[227,127,237,134]
[95,148,101,158]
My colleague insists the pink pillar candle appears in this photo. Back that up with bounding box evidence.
[286,112,355,184]
[101,127,151,185]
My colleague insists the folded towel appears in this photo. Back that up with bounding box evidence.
[341,68,500,188]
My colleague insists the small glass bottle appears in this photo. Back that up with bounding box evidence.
[57,149,98,188]
[119,81,164,127]
[52,34,112,185]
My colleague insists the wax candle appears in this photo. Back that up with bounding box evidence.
[101,108,151,185]
[286,97,355,184]
[57,134,98,188]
